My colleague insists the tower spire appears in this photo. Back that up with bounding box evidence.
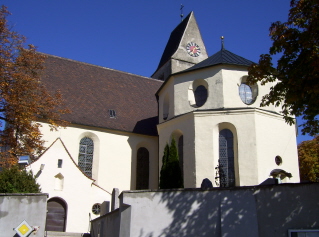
[221,36,225,50]
[180,4,184,22]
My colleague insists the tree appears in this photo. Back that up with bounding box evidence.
[159,138,184,189]
[0,165,41,193]
[247,0,319,136]
[0,6,68,167]
[298,136,319,182]
[159,143,170,189]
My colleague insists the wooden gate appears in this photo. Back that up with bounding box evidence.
[45,197,67,231]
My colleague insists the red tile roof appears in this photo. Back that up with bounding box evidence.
[41,54,162,136]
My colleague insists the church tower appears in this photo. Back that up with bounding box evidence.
[152,12,208,81]
[156,15,300,188]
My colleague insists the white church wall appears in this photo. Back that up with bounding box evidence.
[254,111,299,184]
[38,122,159,193]
[160,65,283,121]
[172,66,223,117]
[159,108,298,188]
[27,139,110,233]
[157,113,196,188]
[221,66,281,113]
[158,78,174,123]
[193,110,258,187]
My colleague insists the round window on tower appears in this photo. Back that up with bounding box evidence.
[238,76,258,105]
[188,79,208,108]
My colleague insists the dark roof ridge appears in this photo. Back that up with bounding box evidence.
[174,48,255,74]
[40,52,163,84]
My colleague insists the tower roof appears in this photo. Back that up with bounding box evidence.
[155,12,192,71]
[180,48,255,73]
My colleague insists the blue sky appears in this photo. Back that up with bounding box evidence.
[1,0,313,144]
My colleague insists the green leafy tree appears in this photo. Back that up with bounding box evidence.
[247,0,319,136]
[0,6,68,167]
[298,136,319,182]
[0,165,41,193]
[159,138,183,189]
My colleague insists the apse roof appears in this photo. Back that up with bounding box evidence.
[154,12,192,72]
[180,48,255,73]
[40,54,162,136]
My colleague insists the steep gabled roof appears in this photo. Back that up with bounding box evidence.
[41,54,163,136]
[155,12,192,71]
[180,48,255,73]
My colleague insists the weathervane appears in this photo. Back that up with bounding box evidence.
[180,4,184,21]
[221,36,225,50]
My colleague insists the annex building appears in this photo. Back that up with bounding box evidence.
[27,12,299,233]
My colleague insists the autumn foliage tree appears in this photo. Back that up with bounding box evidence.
[0,6,68,167]
[247,0,319,136]
[298,136,319,182]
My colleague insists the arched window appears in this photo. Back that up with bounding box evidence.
[178,135,184,180]
[219,129,235,187]
[194,85,207,107]
[78,137,94,178]
[136,147,149,190]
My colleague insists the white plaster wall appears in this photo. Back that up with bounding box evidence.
[159,65,282,120]
[114,184,319,237]
[158,108,299,189]
[221,66,280,113]
[28,139,110,233]
[254,112,299,183]
[0,194,47,237]
[193,110,259,187]
[38,122,159,193]
[157,113,196,188]
[158,79,175,123]
[173,66,223,117]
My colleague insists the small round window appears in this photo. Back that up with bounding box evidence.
[275,156,283,166]
[189,79,208,108]
[92,203,101,215]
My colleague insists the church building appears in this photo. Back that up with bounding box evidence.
[27,12,299,233]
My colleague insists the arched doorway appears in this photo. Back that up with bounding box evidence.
[45,197,67,232]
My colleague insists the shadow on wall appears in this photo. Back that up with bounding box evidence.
[133,116,158,136]
[137,183,319,237]
[153,188,257,237]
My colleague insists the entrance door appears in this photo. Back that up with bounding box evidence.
[45,198,67,231]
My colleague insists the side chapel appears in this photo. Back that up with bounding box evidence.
[27,12,299,233]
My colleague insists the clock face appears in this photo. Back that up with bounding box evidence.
[186,42,201,57]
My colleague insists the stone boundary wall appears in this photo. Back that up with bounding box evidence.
[0,193,48,237]
[91,183,319,237]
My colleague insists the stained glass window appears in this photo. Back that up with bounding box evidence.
[219,129,235,187]
[78,137,94,178]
